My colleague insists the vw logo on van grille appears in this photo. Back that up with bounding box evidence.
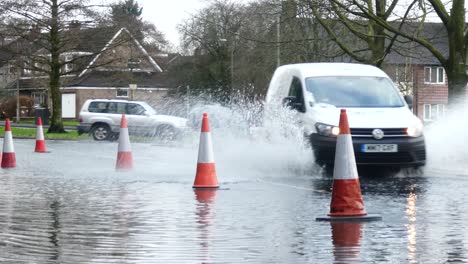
[372,129,384,139]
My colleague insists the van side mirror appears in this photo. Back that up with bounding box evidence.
[404,95,413,109]
[282,96,304,112]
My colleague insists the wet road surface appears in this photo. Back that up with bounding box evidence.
[0,137,467,263]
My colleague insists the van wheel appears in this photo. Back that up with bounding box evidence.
[155,125,176,141]
[92,124,111,141]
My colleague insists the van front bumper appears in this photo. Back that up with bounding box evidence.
[310,134,426,167]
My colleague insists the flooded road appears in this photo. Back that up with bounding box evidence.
[0,134,467,263]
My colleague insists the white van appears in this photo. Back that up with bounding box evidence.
[265,63,426,167]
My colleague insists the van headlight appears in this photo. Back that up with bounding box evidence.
[406,126,423,137]
[406,121,424,137]
[316,123,340,137]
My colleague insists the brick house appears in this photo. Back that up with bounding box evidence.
[61,27,177,118]
[1,26,178,119]
[381,22,464,124]
[384,63,449,123]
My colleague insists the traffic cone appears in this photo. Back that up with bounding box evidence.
[1,118,16,168]
[116,114,133,170]
[316,109,381,221]
[35,117,47,153]
[193,113,219,188]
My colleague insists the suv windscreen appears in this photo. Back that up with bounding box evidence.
[126,103,146,115]
[138,102,157,115]
[305,76,405,107]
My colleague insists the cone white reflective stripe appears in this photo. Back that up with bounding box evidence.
[197,132,214,163]
[3,131,14,153]
[36,125,44,140]
[333,134,359,180]
[118,127,131,152]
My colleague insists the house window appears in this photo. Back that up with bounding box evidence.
[117,89,128,98]
[32,92,46,106]
[64,55,73,73]
[423,104,445,121]
[23,63,31,75]
[424,66,444,84]
[127,58,141,70]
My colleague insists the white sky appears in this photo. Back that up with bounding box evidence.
[137,0,209,47]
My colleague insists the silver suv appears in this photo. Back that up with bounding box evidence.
[77,99,190,141]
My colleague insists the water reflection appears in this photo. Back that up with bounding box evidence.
[405,192,417,264]
[49,200,61,262]
[330,222,363,264]
[194,189,217,264]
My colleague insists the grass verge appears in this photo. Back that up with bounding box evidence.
[1,127,89,140]
[13,118,79,126]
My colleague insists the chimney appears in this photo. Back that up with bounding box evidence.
[69,20,81,33]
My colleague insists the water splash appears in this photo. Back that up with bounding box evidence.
[177,96,317,177]
[424,103,468,174]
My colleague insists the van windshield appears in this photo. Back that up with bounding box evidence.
[305,76,405,107]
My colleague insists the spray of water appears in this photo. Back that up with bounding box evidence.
[424,103,468,174]
[147,92,468,178]
[159,94,319,178]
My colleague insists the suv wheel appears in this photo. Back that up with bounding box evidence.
[155,125,176,141]
[92,124,111,141]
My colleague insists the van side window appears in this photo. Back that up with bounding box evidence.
[287,77,306,112]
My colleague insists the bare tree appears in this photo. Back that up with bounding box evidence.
[0,0,135,132]
[176,0,246,103]
[318,0,468,105]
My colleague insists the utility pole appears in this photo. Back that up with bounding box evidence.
[16,67,20,123]
[186,85,190,117]
[219,38,234,103]
[277,15,281,67]
[230,40,234,104]
[16,41,20,123]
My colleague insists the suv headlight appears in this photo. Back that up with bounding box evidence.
[316,122,340,137]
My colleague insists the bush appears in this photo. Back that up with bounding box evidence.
[0,96,35,119]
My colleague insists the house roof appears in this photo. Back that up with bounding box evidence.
[384,22,449,65]
[78,27,163,77]
[67,70,175,88]
[5,76,76,90]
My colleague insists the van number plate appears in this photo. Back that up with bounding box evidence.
[361,144,398,153]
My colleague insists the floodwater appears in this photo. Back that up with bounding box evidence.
[1,104,468,263]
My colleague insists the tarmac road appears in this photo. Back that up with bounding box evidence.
[0,138,466,263]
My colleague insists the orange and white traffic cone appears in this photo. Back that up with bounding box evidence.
[1,118,16,168]
[116,114,133,170]
[193,113,219,188]
[35,117,47,153]
[316,109,381,221]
